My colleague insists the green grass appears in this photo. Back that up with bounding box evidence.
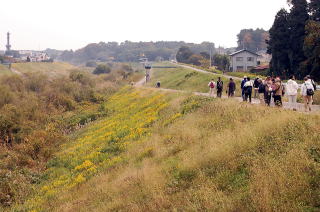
[149,64,242,96]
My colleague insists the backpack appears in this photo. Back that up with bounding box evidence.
[305,83,314,96]
[281,83,285,96]
[244,85,252,95]
[209,82,215,88]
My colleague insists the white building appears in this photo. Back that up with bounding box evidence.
[229,49,259,72]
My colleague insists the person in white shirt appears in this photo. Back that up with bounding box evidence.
[243,77,254,103]
[208,79,216,97]
[301,77,315,112]
[285,75,299,111]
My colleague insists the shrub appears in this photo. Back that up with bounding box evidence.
[93,64,111,75]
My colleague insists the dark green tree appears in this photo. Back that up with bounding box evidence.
[303,21,320,81]
[309,0,320,21]
[288,0,309,78]
[92,64,111,75]
[267,9,291,77]
[176,46,193,63]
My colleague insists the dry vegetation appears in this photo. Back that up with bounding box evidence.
[0,63,143,209]
[15,90,320,212]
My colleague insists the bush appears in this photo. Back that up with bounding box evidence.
[93,64,111,75]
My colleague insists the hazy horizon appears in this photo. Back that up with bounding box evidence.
[1,0,288,51]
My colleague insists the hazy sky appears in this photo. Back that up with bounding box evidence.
[0,0,289,51]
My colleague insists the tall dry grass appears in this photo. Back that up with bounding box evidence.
[31,94,320,212]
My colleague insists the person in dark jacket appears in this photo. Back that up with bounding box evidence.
[253,78,261,98]
[258,79,265,105]
[241,76,247,101]
[216,77,224,98]
[227,78,236,97]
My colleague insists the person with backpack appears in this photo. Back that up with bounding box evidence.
[257,79,265,105]
[301,77,315,112]
[243,77,253,103]
[216,77,224,98]
[285,75,299,111]
[264,76,273,106]
[306,75,317,91]
[241,76,248,101]
[227,78,236,97]
[253,78,261,98]
[273,77,283,107]
[208,79,216,97]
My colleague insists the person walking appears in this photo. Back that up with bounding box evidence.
[273,77,283,107]
[264,76,273,106]
[253,78,261,98]
[227,78,236,97]
[286,75,299,111]
[241,76,248,101]
[208,79,216,97]
[243,77,253,103]
[301,77,315,112]
[257,79,265,105]
[216,77,224,98]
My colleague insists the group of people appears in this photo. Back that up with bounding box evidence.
[208,75,317,112]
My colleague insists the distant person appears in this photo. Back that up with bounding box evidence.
[243,77,253,103]
[216,77,224,98]
[286,75,299,111]
[156,81,161,88]
[208,79,215,97]
[273,77,283,107]
[257,79,265,105]
[253,77,261,98]
[264,76,273,106]
[227,78,236,97]
[301,77,315,112]
[241,76,248,101]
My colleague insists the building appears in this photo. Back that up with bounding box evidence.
[229,49,259,72]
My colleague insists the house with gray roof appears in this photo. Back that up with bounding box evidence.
[229,49,259,72]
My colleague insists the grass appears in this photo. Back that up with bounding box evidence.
[0,64,12,76]
[149,65,242,97]
[14,88,320,212]
[12,62,76,77]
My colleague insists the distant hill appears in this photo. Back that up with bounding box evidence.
[57,41,217,64]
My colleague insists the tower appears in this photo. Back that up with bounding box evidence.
[6,32,11,52]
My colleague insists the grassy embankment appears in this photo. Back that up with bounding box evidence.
[149,64,242,97]
[12,86,320,212]
[0,64,12,76]
[12,62,77,76]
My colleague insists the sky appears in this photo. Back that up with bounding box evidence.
[0,0,289,51]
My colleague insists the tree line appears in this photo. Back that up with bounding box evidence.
[176,46,230,71]
[268,0,320,81]
[57,41,216,65]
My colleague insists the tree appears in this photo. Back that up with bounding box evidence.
[176,46,193,63]
[212,54,230,71]
[303,21,320,81]
[92,64,111,75]
[288,0,309,78]
[237,28,269,52]
[309,0,320,21]
[187,54,204,66]
[267,9,291,77]
[200,52,210,59]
